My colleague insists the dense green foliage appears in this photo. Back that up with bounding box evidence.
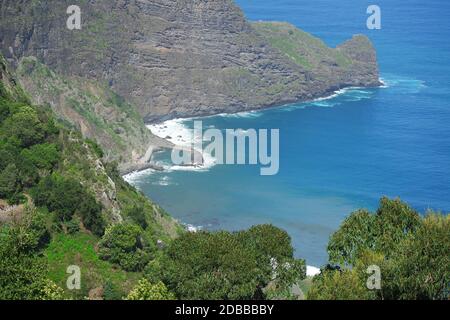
[0,59,152,299]
[145,225,306,300]
[126,205,148,229]
[0,209,51,299]
[99,223,150,272]
[125,278,175,300]
[31,174,105,235]
[0,99,59,203]
[308,198,449,300]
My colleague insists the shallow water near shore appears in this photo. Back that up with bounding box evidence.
[126,0,450,266]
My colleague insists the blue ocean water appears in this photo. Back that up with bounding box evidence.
[128,0,450,266]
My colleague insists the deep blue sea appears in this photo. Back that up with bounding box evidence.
[127,0,450,266]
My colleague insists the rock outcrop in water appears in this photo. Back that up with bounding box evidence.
[0,0,380,169]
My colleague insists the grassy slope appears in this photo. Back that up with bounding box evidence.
[44,233,141,299]
[252,22,352,70]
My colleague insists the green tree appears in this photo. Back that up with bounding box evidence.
[327,197,421,266]
[31,174,83,221]
[31,174,104,235]
[148,227,305,300]
[99,223,149,271]
[0,141,19,171]
[125,279,174,300]
[0,222,49,300]
[77,194,105,236]
[21,143,60,171]
[0,163,19,199]
[126,205,148,229]
[0,98,10,123]
[311,198,449,300]
[383,213,450,299]
[238,224,305,295]
[1,105,45,147]
[150,231,261,300]
[239,224,294,262]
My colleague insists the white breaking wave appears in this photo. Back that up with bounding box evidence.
[147,118,194,147]
[147,120,218,173]
[184,223,203,233]
[217,110,263,119]
[123,168,156,184]
[306,265,321,277]
[278,84,376,112]
[152,175,177,186]
[141,80,390,175]
[379,77,389,88]
[379,74,426,92]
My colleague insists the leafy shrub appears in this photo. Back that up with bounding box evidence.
[77,194,105,236]
[126,205,148,229]
[99,223,149,271]
[103,280,123,300]
[309,198,449,300]
[31,173,104,235]
[85,139,104,158]
[40,279,65,300]
[147,226,306,300]
[32,174,82,221]
[21,143,60,171]
[0,97,10,123]
[125,278,174,300]
[0,163,19,199]
[307,267,373,300]
[65,216,81,234]
[0,105,45,147]
[0,220,49,299]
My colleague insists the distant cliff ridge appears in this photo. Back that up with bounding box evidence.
[0,0,380,170]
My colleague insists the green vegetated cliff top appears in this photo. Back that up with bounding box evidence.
[252,21,351,70]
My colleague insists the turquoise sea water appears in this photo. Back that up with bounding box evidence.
[128,0,450,266]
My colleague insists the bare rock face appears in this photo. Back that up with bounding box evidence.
[0,0,380,123]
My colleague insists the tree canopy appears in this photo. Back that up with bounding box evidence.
[309,198,449,300]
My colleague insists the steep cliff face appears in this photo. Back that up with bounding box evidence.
[0,52,181,237]
[0,0,380,123]
[15,57,172,173]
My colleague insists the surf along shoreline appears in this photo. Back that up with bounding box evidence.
[122,81,385,277]
[122,80,385,178]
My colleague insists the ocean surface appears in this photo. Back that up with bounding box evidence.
[126,0,450,267]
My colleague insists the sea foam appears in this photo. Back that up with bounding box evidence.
[147,120,218,173]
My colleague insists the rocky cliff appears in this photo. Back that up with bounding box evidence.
[0,0,380,173]
[0,0,380,122]
[0,52,181,237]
[14,56,172,173]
